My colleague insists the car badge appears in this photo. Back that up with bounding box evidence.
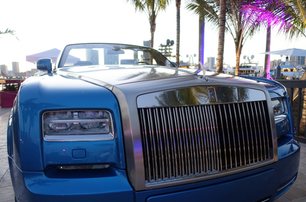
[207,87,217,103]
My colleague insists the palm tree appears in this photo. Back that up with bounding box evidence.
[243,0,306,137]
[187,1,260,75]
[264,24,272,78]
[176,0,181,67]
[285,0,306,135]
[288,0,306,25]
[128,0,170,48]
[216,0,226,73]
[186,0,218,66]
[0,28,15,36]
[242,0,305,78]
[226,0,261,76]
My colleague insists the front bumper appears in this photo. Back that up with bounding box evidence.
[8,164,133,202]
[137,140,300,202]
[9,140,300,202]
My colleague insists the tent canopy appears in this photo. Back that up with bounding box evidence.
[26,48,79,64]
[266,48,306,57]
[26,48,60,63]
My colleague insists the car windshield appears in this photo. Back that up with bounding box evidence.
[58,43,174,68]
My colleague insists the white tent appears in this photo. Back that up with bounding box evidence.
[26,48,79,64]
[26,48,60,63]
[267,48,306,57]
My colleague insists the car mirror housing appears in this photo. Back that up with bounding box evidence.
[37,58,52,73]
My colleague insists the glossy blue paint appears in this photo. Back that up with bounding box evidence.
[9,135,299,202]
[9,74,126,171]
[240,76,287,98]
[8,44,300,202]
[43,140,119,167]
[8,160,133,202]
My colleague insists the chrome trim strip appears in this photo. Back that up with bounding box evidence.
[43,134,114,142]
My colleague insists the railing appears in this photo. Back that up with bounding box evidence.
[277,80,306,140]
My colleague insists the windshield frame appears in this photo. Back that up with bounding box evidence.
[57,43,176,68]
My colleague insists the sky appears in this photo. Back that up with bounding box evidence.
[0,0,305,72]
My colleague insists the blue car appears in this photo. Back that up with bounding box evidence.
[7,43,300,202]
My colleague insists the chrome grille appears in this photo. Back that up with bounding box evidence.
[138,101,273,183]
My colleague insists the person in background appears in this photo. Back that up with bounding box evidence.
[284,56,290,65]
[276,64,281,79]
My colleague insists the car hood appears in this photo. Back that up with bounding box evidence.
[58,65,193,87]
[57,65,280,95]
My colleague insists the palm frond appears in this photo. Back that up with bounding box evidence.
[241,0,305,38]
[186,0,218,24]
[0,28,15,35]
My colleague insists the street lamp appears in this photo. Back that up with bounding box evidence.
[159,39,174,57]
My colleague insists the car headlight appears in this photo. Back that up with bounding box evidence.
[271,97,290,137]
[271,97,287,116]
[42,110,114,141]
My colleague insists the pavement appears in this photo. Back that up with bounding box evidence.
[0,108,14,202]
[0,108,305,202]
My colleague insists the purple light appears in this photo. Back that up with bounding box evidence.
[199,19,205,65]
[241,0,293,31]
[265,54,272,79]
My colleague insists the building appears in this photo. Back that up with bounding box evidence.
[206,57,215,70]
[12,62,20,75]
[292,56,306,66]
[0,64,8,77]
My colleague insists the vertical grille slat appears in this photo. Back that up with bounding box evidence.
[244,103,253,163]
[195,106,204,173]
[203,106,213,172]
[166,107,177,177]
[147,109,157,180]
[254,102,264,161]
[237,103,247,166]
[260,101,273,159]
[174,107,184,176]
[232,103,242,166]
[223,104,233,169]
[211,105,222,171]
[257,102,265,161]
[179,107,190,175]
[139,101,274,183]
[252,102,260,161]
[208,105,218,172]
[198,106,209,173]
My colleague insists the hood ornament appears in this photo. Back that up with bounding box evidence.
[194,63,208,81]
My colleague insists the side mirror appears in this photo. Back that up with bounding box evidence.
[37,59,52,73]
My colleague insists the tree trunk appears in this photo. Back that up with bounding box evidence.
[300,89,306,135]
[216,0,226,73]
[234,32,243,76]
[149,1,156,48]
[199,15,205,66]
[176,0,181,67]
[150,14,156,48]
[235,42,242,76]
[264,24,271,79]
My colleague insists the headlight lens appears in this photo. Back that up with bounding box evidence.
[43,110,114,141]
[271,97,287,116]
[271,97,290,137]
